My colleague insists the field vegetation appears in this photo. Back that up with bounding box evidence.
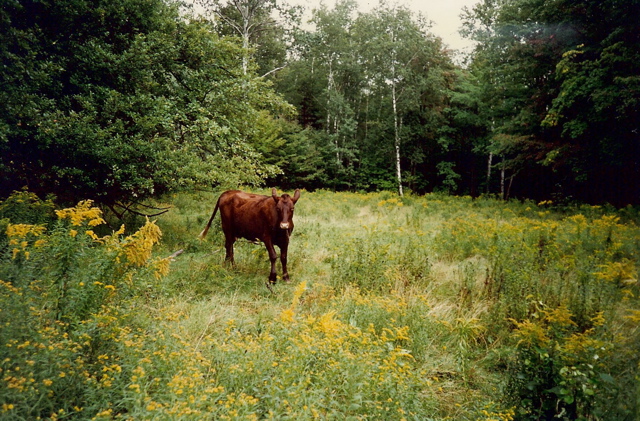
[1,189,639,420]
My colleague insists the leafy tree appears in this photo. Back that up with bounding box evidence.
[462,0,640,205]
[195,0,302,77]
[275,1,453,194]
[437,69,489,196]
[264,121,328,190]
[273,0,364,190]
[540,1,640,205]
[0,0,289,211]
[461,0,556,198]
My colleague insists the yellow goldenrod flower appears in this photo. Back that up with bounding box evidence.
[56,200,105,227]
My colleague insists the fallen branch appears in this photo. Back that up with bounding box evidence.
[113,201,172,218]
[166,249,184,261]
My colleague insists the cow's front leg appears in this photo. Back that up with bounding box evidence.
[280,243,290,283]
[264,240,278,285]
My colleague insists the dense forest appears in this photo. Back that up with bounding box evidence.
[1,0,639,208]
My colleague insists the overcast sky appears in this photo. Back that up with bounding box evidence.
[406,0,478,53]
[189,0,479,56]
[298,0,479,55]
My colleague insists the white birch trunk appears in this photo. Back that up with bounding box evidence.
[392,81,403,197]
[241,32,249,75]
[326,60,333,133]
[486,151,493,194]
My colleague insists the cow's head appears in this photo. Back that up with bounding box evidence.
[272,188,300,230]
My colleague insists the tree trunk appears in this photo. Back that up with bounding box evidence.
[486,151,493,194]
[241,31,249,75]
[506,173,515,200]
[237,0,252,75]
[500,158,505,200]
[326,59,334,134]
[392,82,403,197]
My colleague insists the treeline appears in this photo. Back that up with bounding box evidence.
[1,0,639,207]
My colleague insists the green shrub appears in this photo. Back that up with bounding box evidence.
[503,304,622,420]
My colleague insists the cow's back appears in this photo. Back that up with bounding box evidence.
[219,191,277,241]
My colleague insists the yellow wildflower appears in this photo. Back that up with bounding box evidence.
[153,258,171,279]
[543,303,577,327]
[85,230,101,240]
[6,223,46,238]
[280,308,295,323]
[121,219,162,266]
[93,408,113,419]
[56,200,105,227]
[511,318,550,347]
[315,311,344,336]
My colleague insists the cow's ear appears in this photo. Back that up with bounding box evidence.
[293,189,301,203]
[271,188,279,202]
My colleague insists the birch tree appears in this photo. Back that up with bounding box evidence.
[196,0,300,76]
[274,1,452,193]
[309,0,361,183]
[356,3,447,196]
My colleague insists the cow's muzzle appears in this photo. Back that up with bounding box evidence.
[280,222,290,229]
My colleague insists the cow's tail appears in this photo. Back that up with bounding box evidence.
[199,195,222,239]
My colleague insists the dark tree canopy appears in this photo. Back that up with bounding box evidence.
[0,0,289,209]
[462,0,640,205]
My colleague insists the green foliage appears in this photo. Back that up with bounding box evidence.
[0,0,290,207]
[463,0,640,205]
[504,306,615,420]
[436,161,462,193]
[274,1,456,194]
[195,0,301,78]
[0,190,55,222]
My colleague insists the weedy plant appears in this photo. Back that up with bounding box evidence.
[0,193,169,420]
[1,189,638,420]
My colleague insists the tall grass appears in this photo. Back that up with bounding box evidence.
[1,189,639,420]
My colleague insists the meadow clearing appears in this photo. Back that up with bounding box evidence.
[1,189,639,420]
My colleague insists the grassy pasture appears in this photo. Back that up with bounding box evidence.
[1,189,639,420]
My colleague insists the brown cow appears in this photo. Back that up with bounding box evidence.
[199,188,301,289]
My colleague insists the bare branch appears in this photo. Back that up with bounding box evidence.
[113,202,171,218]
[260,65,286,78]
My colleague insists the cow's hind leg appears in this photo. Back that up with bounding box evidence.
[224,236,235,265]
